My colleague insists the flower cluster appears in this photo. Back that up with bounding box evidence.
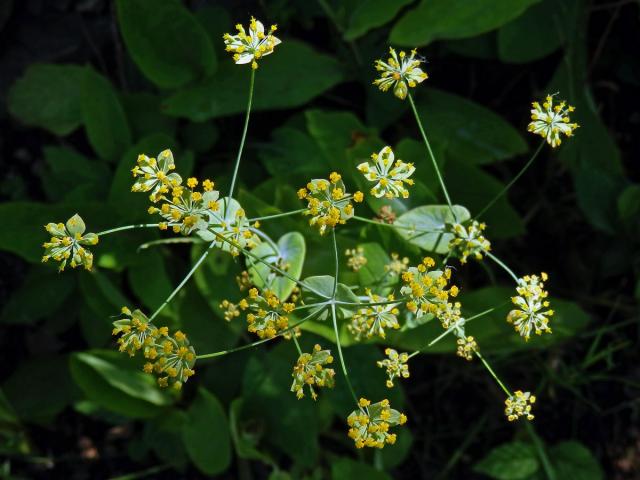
[400,257,459,320]
[112,307,196,390]
[219,299,241,322]
[456,336,478,361]
[240,288,294,338]
[345,247,368,272]
[377,348,410,388]
[504,390,536,421]
[507,273,553,341]
[290,344,335,400]
[42,214,98,271]
[347,398,407,449]
[374,48,428,100]
[349,290,400,340]
[528,94,579,147]
[298,172,362,235]
[223,17,281,69]
[385,252,409,277]
[357,146,415,199]
[448,221,491,264]
[131,150,182,202]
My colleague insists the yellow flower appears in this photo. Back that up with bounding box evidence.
[223,17,281,69]
[456,336,477,361]
[345,247,368,272]
[290,344,335,400]
[42,214,98,272]
[448,221,491,264]
[349,290,400,341]
[528,94,579,147]
[131,149,182,202]
[377,348,410,388]
[242,288,295,339]
[505,390,536,421]
[374,47,428,100]
[507,273,553,341]
[357,146,415,199]
[301,174,356,235]
[347,399,407,449]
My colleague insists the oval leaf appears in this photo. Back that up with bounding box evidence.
[395,205,470,253]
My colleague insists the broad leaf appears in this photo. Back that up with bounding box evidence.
[302,275,360,320]
[344,0,413,40]
[395,205,470,253]
[474,442,539,480]
[332,457,391,479]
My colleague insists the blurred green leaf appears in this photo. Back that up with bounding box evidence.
[356,242,392,287]
[618,184,640,228]
[391,0,540,46]
[144,411,189,470]
[8,64,85,135]
[182,387,231,475]
[474,441,539,479]
[417,89,528,164]
[303,275,359,320]
[164,40,345,121]
[3,355,79,424]
[69,350,171,418]
[229,397,273,463]
[1,267,75,325]
[497,0,562,63]
[81,67,132,161]
[181,121,219,153]
[395,205,470,253]
[121,93,178,139]
[128,250,174,313]
[259,126,329,179]
[248,232,306,301]
[115,0,216,89]
[344,0,413,40]
[548,441,603,480]
[574,166,625,234]
[331,457,391,479]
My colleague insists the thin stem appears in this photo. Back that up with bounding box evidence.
[248,208,306,223]
[138,237,202,251]
[475,140,546,219]
[197,309,319,360]
[525,422,557,480]
[96,223,161,236]
[331,302,359,406]
[352,215,441,235]
[338,298,406,308]
[475,351,511,396]
[227,68,255,207]
[486,252,519,283]
[148,240,215,321]
[331,229,339,297]
[407,92,455,217]
[292,334,303,356]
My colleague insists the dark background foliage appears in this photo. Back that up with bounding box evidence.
[0,0,638,479]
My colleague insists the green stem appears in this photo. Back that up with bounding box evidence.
[148,240,215,321]
[352,215,441,235]
[138,237,202,251]
[407,92,455,217]
[248,208,306,223]
[292,334,303,356]
[331,229,339,297]
[486,252,519,283]
[337,298,407,308]
[197,309,319,360]
[475,140,546,219]
[96,223,161,236]
[226,68,255,209]
[525,422,556,480]
[475,351,511,396]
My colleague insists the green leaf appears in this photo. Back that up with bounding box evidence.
[497,0,562,63]
[574,166,625,234]
[8,64,85,135]
[302,275,360,320]
[229,397,273,463]
[128,250,174,313]
[115,0,215,89]
[356,242,392,287]
[331,457,392,480]
[248,232,306,301]
[164,40,345,121]
[182,388,231,475]
[390,0,541,46]
[417,88,527,164]
[395,205,470,253]
[81,67,132,161]
[1,267,75,325]
[444,159,524,239]
[143,411,189,470]
[474,441,539,480]
[344,0,413,40]
[548,441,603,480]
[618,184,640,228]
[69,350,171,418]
[121,93,177,139]
[181,121,219,153]
[259,126,330,178]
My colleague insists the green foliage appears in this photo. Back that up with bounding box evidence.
[395,205,470,253]
[474,441,538,479]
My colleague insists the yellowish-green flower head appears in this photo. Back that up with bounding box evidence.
[131,149,182,202]
[348,290,400,341]
[357,146,415,199]
[298,172,359,235]
[456,335,477,361]
[448,220,491,264]
[345,247,367,272]
[223,17,281,70]
[505,390,536,421]
[112,307,196,390]
[400,257,459,321]
[374,47,428,100]
[240,288,294,339]
[528,94,579,147]
[290,344,335,400]
[42,214,98,271]
[377,348,410,388]
[347,398,407,449]
[384,253,409,277]
[507,273,553,341]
